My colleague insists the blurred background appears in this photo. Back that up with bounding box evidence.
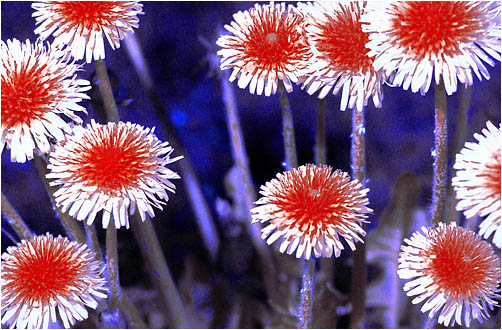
[1,2,500,328]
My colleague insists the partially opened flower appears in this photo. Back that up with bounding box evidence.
[452,121,501,248]
[297,1,385,111]
[47,120,182,229]
[1,233,107,329]
[251,164,371,260]
[1,38,89,163]
[360,1,501,95]
[216,3,313,96]
[32,1,144,63]
[398,223,501,327]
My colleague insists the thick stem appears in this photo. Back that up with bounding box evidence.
[297,258,315,329]
[279,81,298,170]
[131,214,189,328]
[315,98,327,165]
[106,225,122,309]
[220,69,278,300]
[123,33,220,261]
[431,79,448,226]
[1,191,32,241]
[95,60,119,123]
[349,108,367,329]
[84,222,103,261]
[32,154,86,244]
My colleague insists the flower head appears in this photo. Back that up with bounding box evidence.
[216,3,313,96]
[298,1,385,111]
[361,1,501,95]
[251,164,371,260]
[398,223,501,327]
[1,233,107,329]
[32,1,144,63]
[47,120,182,229]
[452,121,501,248]
[1,38,89,163]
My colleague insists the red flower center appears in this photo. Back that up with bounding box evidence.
[235,6,311,72]
[75,126,153,195]
[390,1,485,59]
[272,168,357,238]
[1,61,57,129]
[5,240,85,304]
[424,226,495,301]
[50,1,120,32]
[316,3,374,73]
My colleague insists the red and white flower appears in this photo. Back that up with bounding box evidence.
[360,1,501,95]
[47,120,182,229]
[251,164,371,260]
[1,233,107,329]
[452,121,501,248]
[216,3,313,96]
[1,38,89,163]
[398,223,500,327]
[297,1,385,111]
[32,1,144,63]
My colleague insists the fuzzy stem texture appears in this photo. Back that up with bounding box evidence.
[84,222,103,261]
[298,258,315,329]
[349,108,367,329]
[33,154,87,244]
[220,68,279,301]
[131,213,189,328]
[279,81,298,170]
[1,191,33,241]
[431,79,448,226]
[123,33,220,261]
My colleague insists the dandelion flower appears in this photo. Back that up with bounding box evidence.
[46,120,182,229]
[360,1,501,95]
[398,223,501,327]
[1,38,89,163]
[297,1,385,111]
[251,164,371,260]
[1,233,107,329]
[216,3,313,96]
[32,1,144,63]
[452,121,501,248]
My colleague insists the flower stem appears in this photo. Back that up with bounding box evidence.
[95,59,119,123]
[315,98,327,165]
[123,33,220,261]
[32,154,87,244]
[131,213,189,328]
[349,108,367,329]
[278,81,298,170]
[220,68,279,300]
[1,191,32,241]
[298,258,315,329]
[106,225,122,309]
[431,79,448,226]
[84,222,103,261]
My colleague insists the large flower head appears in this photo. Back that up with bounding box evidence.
[297,1,385,111]
[216,2,313,96]
[32,1,144,63]
[361,1,501,95]
[47,120,182,229]
[452,121,501,248]
[251,164,372,260]
[1,233,107,329]
[1,38,89,163]
[398,223,501,327]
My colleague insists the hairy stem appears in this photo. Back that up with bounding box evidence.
[279,81,298,170]
[131,214,189,328]
[431,79,448,226]
[123,32,220,261]
[95,60,119,123]
[349,108,367,329]
[298,258,315,329]
[1,191,33,241]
